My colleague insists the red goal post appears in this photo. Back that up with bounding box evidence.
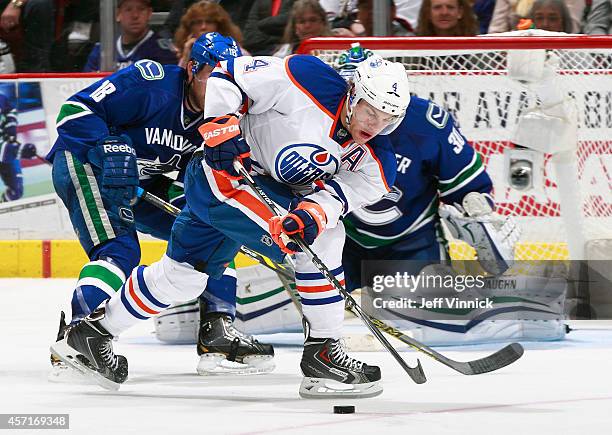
[297,34,612,261]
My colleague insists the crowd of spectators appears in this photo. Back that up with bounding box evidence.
[0,0,609,73]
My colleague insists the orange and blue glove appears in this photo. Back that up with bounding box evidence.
[269,200,327,254]
[198,114,251,180]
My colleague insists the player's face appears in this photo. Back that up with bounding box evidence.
[117,0,152,38]
[349,100,397,144]
[188,63,215,112]
[295,10,326,41]
[430,0,463,33]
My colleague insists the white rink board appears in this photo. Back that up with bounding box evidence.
[1,278,612,435]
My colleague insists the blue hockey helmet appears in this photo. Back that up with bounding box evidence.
[189,32,242,76]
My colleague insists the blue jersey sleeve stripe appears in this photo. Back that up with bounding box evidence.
[225,57,236,78]
[210,71,248,109]
[285,55,347,119]
[325,180,349,214]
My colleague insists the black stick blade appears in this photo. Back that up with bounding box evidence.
[408,359,427,384]
[464,343,525,375]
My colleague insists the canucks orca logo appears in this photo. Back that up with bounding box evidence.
[275,144,339,186]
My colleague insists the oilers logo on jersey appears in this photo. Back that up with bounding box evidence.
[274,143,339,186]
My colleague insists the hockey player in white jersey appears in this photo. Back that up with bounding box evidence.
[51,53,411,397]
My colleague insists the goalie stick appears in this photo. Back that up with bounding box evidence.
[137,184,524,376]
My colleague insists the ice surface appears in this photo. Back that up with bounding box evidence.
[1,278,611,435]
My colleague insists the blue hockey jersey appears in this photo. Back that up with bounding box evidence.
[47,60,203,184]
[344,97,493,249]
[83,31,177,72]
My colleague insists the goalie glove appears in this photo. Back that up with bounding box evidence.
[439,192,521,275]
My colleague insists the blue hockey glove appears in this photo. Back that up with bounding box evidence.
[90,135,138,205]
[198,114,251,180]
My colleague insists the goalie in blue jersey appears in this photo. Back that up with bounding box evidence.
[336,43,520,288]
[47,32,274,382]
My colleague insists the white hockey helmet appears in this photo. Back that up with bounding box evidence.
[346,55,410,134]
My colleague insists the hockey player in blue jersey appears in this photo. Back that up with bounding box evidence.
[336,44,520,291]
[48,32,274,381]
[51,52,411,397]
[0,93,37,202]
[83,0,177,72]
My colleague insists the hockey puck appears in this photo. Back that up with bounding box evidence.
[333,405,355,414]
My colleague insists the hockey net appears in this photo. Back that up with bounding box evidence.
[299,32,612,261]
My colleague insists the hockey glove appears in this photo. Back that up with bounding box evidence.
[18,142,37,159]
[439,192,521,275]
[198,114,251,180]
[90,135,139,205]
[269,200,327,254]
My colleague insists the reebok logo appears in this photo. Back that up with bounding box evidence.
[103,144,136,155]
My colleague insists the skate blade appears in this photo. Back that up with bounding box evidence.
[49,340,121,391]
[299,377,383,399]
[196,353,275,376]
[48,358,91,385]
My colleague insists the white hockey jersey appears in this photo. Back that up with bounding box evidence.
[203,55,397,227]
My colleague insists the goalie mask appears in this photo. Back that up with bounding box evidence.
[189,32,242,76]
[345,55,410,135]
[335,42,374,82]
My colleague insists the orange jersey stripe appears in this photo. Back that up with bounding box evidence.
[212,170,275,223]
[284,56,334,119]
[297,280,346,293]
[363,143,391,192]
[128,276,160,315]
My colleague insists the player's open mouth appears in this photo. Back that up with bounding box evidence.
[359,130,373,140]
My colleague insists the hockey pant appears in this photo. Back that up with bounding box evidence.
[99,155,346,339]
[51,150,235,322]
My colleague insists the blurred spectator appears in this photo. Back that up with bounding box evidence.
[416,0,478,36]
[161,1,253,39]
[273,0,332,57]
[356,0,414,35]
[0,37,14,72]
[0,0,54,72]
[584,0,611,34]
[319,0,361,34]
[395,0,425,32]
[489,0,584,33]
[174,0,243,66]
[243,0,295,55]
[83,0,176,72]
[529,0,573,32]
[51,0,100,72]
[473,0,496,33]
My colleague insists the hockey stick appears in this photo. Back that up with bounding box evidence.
[137,185,524,375]
[232,161,427,384]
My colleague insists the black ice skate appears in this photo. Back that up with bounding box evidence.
[49,311,86,383]
[50,307,128,390]
[300,335,382,399]
[196,313,275,375]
